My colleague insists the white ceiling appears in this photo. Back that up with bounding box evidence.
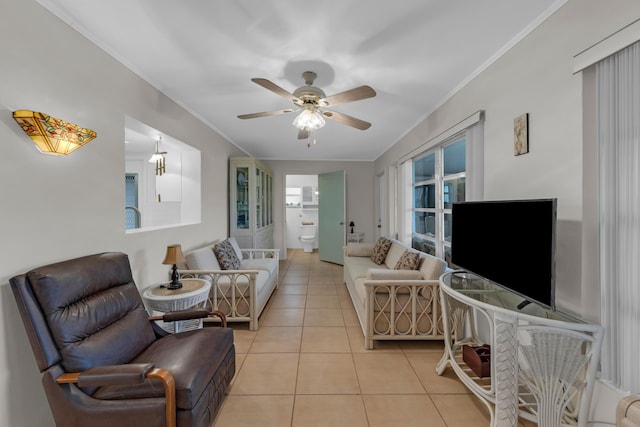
[38,0,563,161]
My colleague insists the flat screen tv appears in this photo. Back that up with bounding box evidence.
[451,198,557,310]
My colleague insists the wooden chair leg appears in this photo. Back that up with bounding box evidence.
[148,368,176,427]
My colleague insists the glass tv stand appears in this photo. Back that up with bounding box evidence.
[437,271,604,427]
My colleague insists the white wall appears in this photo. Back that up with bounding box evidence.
[374,0,640,423]
[263,160,376,259]
[0,2,246,425]
[376,0,640,315]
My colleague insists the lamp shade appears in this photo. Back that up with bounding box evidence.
[162,244,186,265]
[13,110,96,155]
[292,110,325,130]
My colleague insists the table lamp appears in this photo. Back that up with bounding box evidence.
[162,244,186,290]
[349,221,355,234]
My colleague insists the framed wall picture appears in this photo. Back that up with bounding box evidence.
[514,113,529,156]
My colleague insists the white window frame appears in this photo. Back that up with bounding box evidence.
[411,134,466,260]
[397,111,484,258]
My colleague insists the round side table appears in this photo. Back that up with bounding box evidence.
[142,278,211,333]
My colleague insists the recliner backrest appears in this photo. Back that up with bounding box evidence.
[14,252,156,373]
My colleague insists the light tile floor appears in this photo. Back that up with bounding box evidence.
[212,249,535,427]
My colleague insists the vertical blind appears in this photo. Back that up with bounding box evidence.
[597,39,640,393]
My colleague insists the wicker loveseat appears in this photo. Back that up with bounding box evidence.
[178,238,279,330]
[344,237,448,349]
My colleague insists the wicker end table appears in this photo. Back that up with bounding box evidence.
[142,278,211,333]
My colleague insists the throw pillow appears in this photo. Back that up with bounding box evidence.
[214,239,241,270]
[228,237,244,261]
[370,237,392,265]
[394,250,420,270]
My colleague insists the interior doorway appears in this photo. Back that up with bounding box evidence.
[285,174,319,251]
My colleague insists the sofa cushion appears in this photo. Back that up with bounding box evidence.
[240,258,278,277]
[384,242,407,270]
[353,277,368,308]
[366,269,423,280]
[370,237,392,265]
[346,243,374,257]
[255,271,272,300]
[394,250,420,270]
[418,253,447,280]
[346,256,379,283]
[228,237,244,260]
[185,246,220,271]
[214,240,241,270]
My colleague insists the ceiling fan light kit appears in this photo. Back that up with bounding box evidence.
[238,70,376,147]
[292,110,325,131]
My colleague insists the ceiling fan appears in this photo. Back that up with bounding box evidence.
[238,71,376,143]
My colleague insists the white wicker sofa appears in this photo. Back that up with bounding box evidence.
[344,237,448,349]
[178,237,279,330]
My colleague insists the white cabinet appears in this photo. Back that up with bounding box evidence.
[286,187,302,208]
[230,157,273,249]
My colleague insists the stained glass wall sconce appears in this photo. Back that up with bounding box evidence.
[13,110,97,155]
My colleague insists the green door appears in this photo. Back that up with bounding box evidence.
[318,171,345,264]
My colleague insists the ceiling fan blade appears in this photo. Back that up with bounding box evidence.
[318,85,376,107]
[237,108,294,119]
[298,128,309,140]
[251,78,303,105]
[322,110,371,130]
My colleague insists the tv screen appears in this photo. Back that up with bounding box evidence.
[451,199,557,310]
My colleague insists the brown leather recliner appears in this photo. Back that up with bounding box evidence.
[10,252,235,427]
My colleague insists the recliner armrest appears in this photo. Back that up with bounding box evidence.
[56,365,177,427]
[56,363,158,388]
[151,308,209,322]
[149,308,228,327]
[77,363,155,388]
